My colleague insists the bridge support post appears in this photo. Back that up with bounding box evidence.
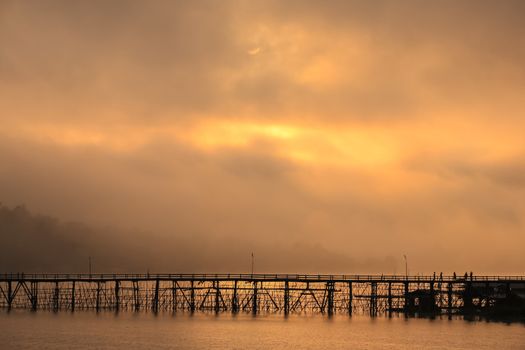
[31,281,38,311]
[71,281,75,312]
[463,281,473,313]
[7,281,13,310]
[430,281,436,312]
[153,279,159,312]
[370,282,377,316]
[95,281,101,312]
[172,281,177,312]
[327,281,334,315]
[447,282,452,314]
[252,281,258,314]
[114,280,120,312]
[54,281,60,311]
[190,280,195,312]
[133,280,140,311]
[388,282,392,315]
[214,281,220,313]
[284,280,289,315]
[484,282,490,309]
[232,280,238,313]
[404,281,409,313]
[348,281,353,315]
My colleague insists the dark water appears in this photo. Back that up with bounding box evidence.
[1,311,524,349]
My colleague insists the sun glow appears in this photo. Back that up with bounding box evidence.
[8,116,523,173]
[181,120,401,168]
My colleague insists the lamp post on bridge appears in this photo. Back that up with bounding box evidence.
[251,252,254,275]
[403,254,408,279]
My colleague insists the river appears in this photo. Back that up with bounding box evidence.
[1,311,524,349]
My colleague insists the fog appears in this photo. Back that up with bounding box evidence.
[1,1,524,274]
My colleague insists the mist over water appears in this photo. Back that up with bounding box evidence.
[1,311,524,350]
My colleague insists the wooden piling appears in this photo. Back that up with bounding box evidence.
[232,280,238,313]
[348,281,353,315]
[172,280,177,312]
[370,282,377,316]
[388,282,392,314]
[71,281,75,312]
[54,281,60,311]
[252,281,258,314]
[95,281,100,312]
[404,281,409,313]
[153,279,159,312]
[215,281,220,313]
[114,280,119,312]
[284,280,289,315]
[190,280,195,312]
[31,281,38,311]
[327,281,334,315]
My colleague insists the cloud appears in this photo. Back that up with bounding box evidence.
[407,152,525,189]
[1,1,524,274]
[2,0,524,125]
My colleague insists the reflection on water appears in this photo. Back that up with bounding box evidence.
[0,310,524,349]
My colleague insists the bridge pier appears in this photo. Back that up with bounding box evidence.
[190,280,195,312]
[31,281,38,311]
[326,281,335,315]
[214,281,221,313]
[95,281,101,312]
[284,280,289,315]
[403,281,409,313]
[114,280,119,312]
[447,282,453,314]
[252,281,258,314]
[172,281,177,312]
[370,282,377,316]
[232,280,238,313]
[463,281,473,313]
[54,281,59,311]
[430,281,436,312]
[348,281,353,315]
[71,281,75,312]
[7,281,13,310]
[133,280,140,311]
[153,279,160,312]
[388,282,392,315]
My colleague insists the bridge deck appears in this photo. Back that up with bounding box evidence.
[1,273,523,315]
[1,273,524,282]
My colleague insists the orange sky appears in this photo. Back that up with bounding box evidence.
[1,0,524,273]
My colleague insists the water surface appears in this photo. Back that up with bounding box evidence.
[1,311,524,349]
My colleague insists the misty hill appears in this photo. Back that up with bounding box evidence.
[0,204,396,274]
[0,204,145,273]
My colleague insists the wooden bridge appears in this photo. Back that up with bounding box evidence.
[1,273,524,316]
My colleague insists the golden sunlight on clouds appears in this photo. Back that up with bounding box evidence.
[247,47,261,56]
[9,117,524,174]
[11,115,523,210]
[185,120,406,168]
[2,1,525,273]
[10,120,402,168]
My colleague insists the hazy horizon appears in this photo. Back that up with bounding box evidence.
[1,0,525,274]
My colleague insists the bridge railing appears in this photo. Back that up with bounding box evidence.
[1,273,524,282]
